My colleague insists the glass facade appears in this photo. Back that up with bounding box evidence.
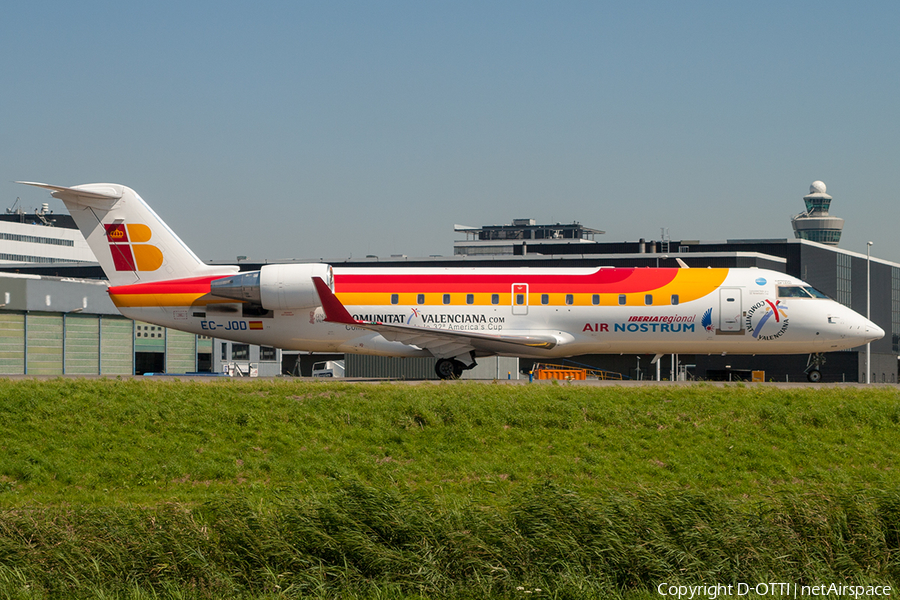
[803,197,832,213]
[836,254,852,308]
[892,267,900,353]
[796,229,843,244]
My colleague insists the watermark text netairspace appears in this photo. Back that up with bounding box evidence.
[657,582,893,599]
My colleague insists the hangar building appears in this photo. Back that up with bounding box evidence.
[0,209,281,376]
[0,271,284,376]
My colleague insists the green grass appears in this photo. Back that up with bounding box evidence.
[0,379,898,505]
[0,379,898,598]
[1,483,899,598]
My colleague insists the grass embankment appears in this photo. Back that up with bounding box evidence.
[0,380,898,598]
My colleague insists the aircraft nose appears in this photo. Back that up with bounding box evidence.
[865,320,885,343]
[844,310,883,346]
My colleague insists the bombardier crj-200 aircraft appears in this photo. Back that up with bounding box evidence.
[20,181,884,381]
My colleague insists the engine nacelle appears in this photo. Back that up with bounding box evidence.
[209,263,333,310]
[259,263,334,310]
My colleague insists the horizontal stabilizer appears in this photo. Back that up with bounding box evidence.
[16,181,123,201]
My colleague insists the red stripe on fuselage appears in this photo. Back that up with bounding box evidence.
[334,268,677,294]
[108,275,226,296]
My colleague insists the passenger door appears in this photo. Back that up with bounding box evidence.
[718,287,743,332]
[512,283,528,315]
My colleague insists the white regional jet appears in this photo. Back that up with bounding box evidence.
[19,182,884,381]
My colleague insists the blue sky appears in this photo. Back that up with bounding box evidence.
[3,1,898,263]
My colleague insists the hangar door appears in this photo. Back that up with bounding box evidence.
[65,313,100,375]
[0,313,24,375]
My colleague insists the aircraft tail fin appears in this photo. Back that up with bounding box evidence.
[17,182,238,286]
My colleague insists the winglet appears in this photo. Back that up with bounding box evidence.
[312,277,361,325]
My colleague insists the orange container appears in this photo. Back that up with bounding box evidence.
[536,368,586,380]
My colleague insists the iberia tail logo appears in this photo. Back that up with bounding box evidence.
[104,224,163,272]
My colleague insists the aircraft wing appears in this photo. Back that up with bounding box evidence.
[359,321,560,358]
[312,277,560,359]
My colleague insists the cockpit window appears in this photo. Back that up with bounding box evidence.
[803,286,830,299]
[777,286,813,298]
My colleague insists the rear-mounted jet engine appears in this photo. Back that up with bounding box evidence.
[210,263,333,310]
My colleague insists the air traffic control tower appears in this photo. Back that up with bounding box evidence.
[791,180,844,245]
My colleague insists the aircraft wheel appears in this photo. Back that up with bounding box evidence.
[435,358,460,380]
[453,361,464,378]
[807,369,822,383]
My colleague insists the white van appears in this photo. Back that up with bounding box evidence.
[312,360,345,377]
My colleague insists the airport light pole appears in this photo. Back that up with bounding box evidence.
[867,241,873,384]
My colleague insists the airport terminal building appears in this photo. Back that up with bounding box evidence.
[437,182,894,382]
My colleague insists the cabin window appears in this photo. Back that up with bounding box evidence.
[645,294,653,305]
[618,294,626,305]
[466,293,474,305]
[232,344,249,360]
[565,294,573,305]
[671,294,679,305]
[592,294,600,305]
[260,346,277,361]
[417,293,425,305]
[541,294,549,305]
[491,294,499,305]
[516,294,525,305]
[443,293,451,305]
[391,294,399,305]
[221,343,227,360]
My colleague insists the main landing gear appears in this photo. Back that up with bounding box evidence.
[435,359,463,380]
[805,353,825,382]
[434,356,477,380]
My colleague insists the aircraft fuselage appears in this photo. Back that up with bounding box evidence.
[111,265,880,359]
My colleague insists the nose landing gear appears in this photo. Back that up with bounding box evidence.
[805,353,826,382]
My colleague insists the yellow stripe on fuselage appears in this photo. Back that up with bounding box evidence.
[109,293,235,308]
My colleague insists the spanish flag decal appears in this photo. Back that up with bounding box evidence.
[105,223,163,272]
[249,321,264,330]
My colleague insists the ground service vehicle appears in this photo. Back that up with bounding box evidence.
[312,360,345,378]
